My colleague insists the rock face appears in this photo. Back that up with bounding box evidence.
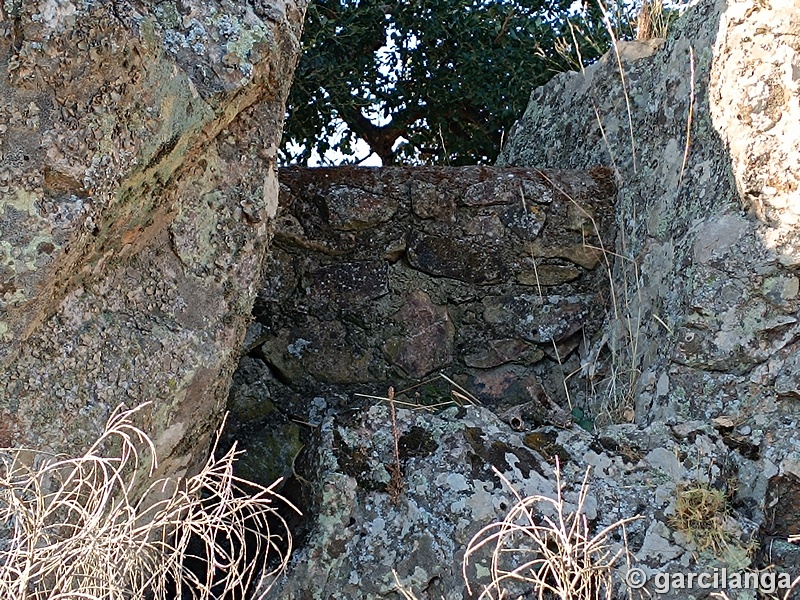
[498,0,800,592]
[0,0,305,480]
[270,404,757,600]
[499,0,800,431]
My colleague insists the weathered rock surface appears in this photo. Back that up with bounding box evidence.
[499,0,800,428]
[0,0,305,480]
[497,0,800,592]
[268,403,758,599]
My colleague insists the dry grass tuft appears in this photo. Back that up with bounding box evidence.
[529,168,642,427]
[386,386,405,505]
[0,403,298,600]
[534,0,695,427]
[463,460,639,600]
[636,0,680,41]
[670,482,729,553]
[669,481,753,561]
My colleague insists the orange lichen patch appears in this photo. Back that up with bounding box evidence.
[43,167,87,198]
[118,205,175,259]
[120,226,144,247]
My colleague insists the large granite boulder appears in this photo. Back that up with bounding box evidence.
[498,0,800,591]
[0,0,306,481]
[499,0,800,430]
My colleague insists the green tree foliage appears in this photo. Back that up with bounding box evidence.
[281,0,627,166]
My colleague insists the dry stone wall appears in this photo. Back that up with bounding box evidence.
[244,166,614,432]
[267,165,616,378]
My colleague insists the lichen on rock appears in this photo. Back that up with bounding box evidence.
[0,0,306,484]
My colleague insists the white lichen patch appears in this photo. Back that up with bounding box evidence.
[34,0,77,29]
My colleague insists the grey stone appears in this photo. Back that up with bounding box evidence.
[324,185,399,231]
[406,228,508,284]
